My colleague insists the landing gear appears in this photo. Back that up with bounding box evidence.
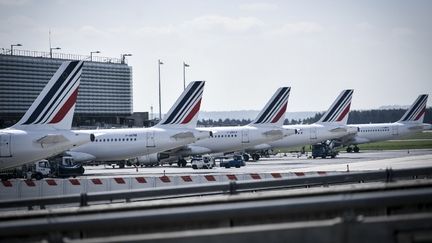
[177,159,187,167]
[353,146,360,153]
[346,146,360,153]
[252,153,260,161]
[243,154,250,162]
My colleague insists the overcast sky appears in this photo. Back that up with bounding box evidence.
[1,0,431,113]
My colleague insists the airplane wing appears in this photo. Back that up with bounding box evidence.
[170,131,194,140]
[35,134,69,147]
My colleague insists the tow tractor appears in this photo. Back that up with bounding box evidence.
[312,140,339,159]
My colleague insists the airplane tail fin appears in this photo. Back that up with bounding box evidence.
[398,94,428,123]
[13,61,84,130]
[316,89,353,125]
[251,87,291,127]
[156,81,205,129]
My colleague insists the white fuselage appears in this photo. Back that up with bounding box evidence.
[0,128,91,170]
[70,127,209,162]
[249,123,356,151]
[346,122,431,145]
[181,125,289,156]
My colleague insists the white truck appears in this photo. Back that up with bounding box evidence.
[191,155,215,169]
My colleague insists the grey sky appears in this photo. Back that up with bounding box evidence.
[1,0,431,113]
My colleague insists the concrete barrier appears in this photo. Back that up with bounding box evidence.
[155,175,177,187]
[65,178,85,195]
[0,171,349,201]
[109,177,131,191]
[41,179,63,197]
[131,177,156,189]
[0,180,18,200]
[86,178,108,193]
[19,180,41,199]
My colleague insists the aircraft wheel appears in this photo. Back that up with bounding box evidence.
[243,154,250,161]
[346,147,353,153]
[353,146,360,153]
[252,154,260,161]
[180,159,187,167]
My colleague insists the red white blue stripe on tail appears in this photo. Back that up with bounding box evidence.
[158,81,205,128]
[399,94,428,123]
[317,89,353,124]
[14,61,83,130]
[253,87,290,126]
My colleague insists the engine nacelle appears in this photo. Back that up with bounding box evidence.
[65,151,96,162]
[137,153,169,164]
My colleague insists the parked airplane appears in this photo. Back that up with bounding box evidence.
[342,94,431,152]
[138,86,296,166]
[67,81,210,164]
[0,61,94,170]
[245,89,357,160]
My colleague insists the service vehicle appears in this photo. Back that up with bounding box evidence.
[219,155,245,168]
[312,143,338,159]
[191,155,215,169]
[0,156,84,180]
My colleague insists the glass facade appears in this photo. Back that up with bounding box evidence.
[0,52,133,128]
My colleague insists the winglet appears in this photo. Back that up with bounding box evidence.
[251,87,291,127]
[156,81,205,129]
[316,89,354,125]
[398,94,428,123]
[13,61,84,130]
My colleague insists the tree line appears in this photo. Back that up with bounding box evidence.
[197,108,432,126]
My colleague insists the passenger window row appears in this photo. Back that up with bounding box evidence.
[360,128,390,132]
[93,138,137,142]
[213,134,237,138]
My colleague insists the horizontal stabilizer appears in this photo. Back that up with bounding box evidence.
[171,131,194,140]
[407,125,426,131]
[35,134,68,145]
[329,127,347,133]
[262,129,284,137]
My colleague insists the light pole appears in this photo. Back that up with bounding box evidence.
[121,53,132,64]
[50,47,61,58]
[90,51,100,61]
[10,43,22,55]
[158,59,164,120]
[183,62,190,90]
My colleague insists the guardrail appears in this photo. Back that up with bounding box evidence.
[0,167,431,209]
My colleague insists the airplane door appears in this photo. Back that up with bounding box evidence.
[310,128,317,140]
[0,133,11,157]
[146,131,155,147]
[392,126,399,136]
[241,130,250,143]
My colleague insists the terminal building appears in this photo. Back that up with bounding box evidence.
[0,48,147,128]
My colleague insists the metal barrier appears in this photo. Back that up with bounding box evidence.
[0,185,431,240]
[0,167,431,209]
